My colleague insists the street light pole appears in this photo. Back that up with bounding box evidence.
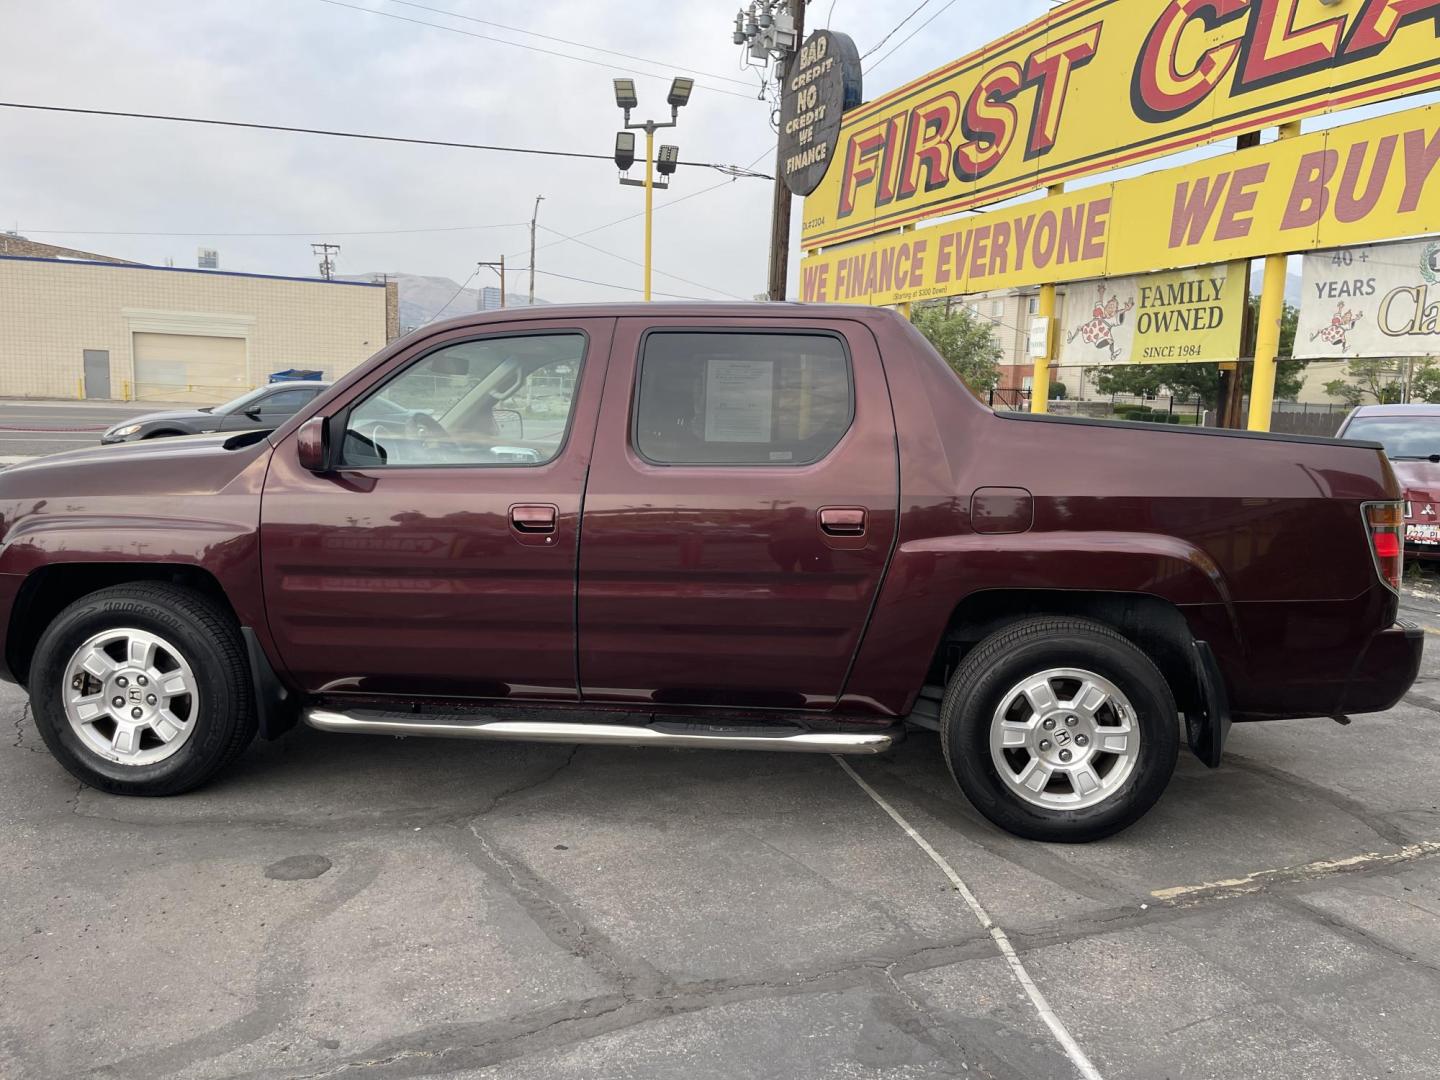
[643,127,655,300]
[614,77,691,301]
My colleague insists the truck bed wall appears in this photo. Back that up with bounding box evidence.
[842,320,1399,720]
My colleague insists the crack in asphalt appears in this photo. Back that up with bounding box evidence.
[466,744,581,819]
[10,700,42,754]
[1222,753,1417,847]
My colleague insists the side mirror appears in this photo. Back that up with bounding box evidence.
[244,406,264,421]
[296,416,329,472]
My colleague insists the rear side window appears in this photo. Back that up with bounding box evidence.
[635,331,852,465]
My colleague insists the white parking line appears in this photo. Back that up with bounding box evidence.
[1150,840,1440,904]
[833,757,1105,1080]
[0,456,36,465]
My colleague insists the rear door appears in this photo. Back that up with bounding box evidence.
[577,318,898,709]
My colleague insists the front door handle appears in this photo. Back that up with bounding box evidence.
[510,504,557,533]
[819,507,866,536]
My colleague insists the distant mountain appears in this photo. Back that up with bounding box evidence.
[346,273,549,330]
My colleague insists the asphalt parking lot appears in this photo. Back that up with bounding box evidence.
[2,596,1439,1078]
[0,399,155,459]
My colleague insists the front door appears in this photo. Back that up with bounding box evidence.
[259,319,611,700]
[577,319,899,710]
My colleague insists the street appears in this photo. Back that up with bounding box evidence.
[0,399,156,460]
[2,595,1436,1079]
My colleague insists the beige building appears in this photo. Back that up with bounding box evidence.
[0,240,398,402]
[952,287,1094,400]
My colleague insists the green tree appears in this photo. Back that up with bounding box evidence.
[911,305,1001,394]
[1086,299,1306,407]
[1326,358,1440,405]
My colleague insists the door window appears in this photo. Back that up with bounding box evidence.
[634,332,852,465]
[340,333,585,467]
[260,389,315,414]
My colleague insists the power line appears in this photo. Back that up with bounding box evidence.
[866,0,959,75]
[516,143,776,261]
[538,224,747,300]
[423,266,481,323]
[860,0,936,60]
[382,0,755,88]
[529,268,711,301]
[17,222,529,238]
[0,102,770,175]
[313,0,757,101]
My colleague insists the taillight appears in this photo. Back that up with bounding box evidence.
[1364,501,1403,593]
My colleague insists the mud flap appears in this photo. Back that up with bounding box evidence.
[1185,640,1230,768]
[242,626,299,740]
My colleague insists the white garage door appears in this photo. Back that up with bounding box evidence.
[132,333,248,403]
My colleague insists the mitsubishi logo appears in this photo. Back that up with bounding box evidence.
[1424,506,1436,517]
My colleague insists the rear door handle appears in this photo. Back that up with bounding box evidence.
[819,507,866,536]
[510,504,557,533]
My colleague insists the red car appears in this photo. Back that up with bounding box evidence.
[0,305,1421,842]
[1336,404,1440,561]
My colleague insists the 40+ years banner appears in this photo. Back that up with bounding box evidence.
[1297,237,1440,358]
[1058,263,1247,367]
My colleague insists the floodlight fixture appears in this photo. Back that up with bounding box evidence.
[667,77,694,109]
[613,78,638,111]
[656,144,679,176]
[614,131,636,172]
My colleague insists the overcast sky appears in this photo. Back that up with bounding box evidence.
[5,1,1434,313]
[0,0,1056,309]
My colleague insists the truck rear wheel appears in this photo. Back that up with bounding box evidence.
[941,616,1179,843]
[29,583,257,796]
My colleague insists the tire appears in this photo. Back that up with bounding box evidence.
[29,583,256,796]
[941,616,1179,843]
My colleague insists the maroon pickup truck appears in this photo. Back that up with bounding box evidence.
[0,304,1422,841]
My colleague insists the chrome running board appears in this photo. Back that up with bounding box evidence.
[304,708,899,755]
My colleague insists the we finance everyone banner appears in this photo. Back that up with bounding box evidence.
[799,103,1440,307]
[802,0,1440,248]
[1296,238,1440,358]
[1057,264,1246,366]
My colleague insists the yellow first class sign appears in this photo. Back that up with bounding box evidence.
[800,103,1440,305]
[802,0,1440,248]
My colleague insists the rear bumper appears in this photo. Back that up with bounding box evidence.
[1337,621,1424,715]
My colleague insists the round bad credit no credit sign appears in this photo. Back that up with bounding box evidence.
[779,30,862,197]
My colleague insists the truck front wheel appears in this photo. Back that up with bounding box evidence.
[29,583,257,796]
[941,616,1179,843]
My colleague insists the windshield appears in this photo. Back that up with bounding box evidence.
[1343,416,1440,459]
[212,385,274,416]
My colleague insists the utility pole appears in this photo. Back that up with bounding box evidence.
[311,242,340,281]
[477,257,506,309]
[529,195,544,306]
[767,0,804,301]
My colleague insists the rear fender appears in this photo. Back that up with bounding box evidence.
[839,530,1242,721]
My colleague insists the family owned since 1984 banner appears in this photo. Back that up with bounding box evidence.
[1057,263,1246,367]
[1297,238,1440,359]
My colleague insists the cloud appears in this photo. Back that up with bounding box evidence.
[0,0,1048,300]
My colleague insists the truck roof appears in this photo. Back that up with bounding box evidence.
[422,302,908,327]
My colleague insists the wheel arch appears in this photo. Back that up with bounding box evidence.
[6,563,236,687]
[922,589,1230,765]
